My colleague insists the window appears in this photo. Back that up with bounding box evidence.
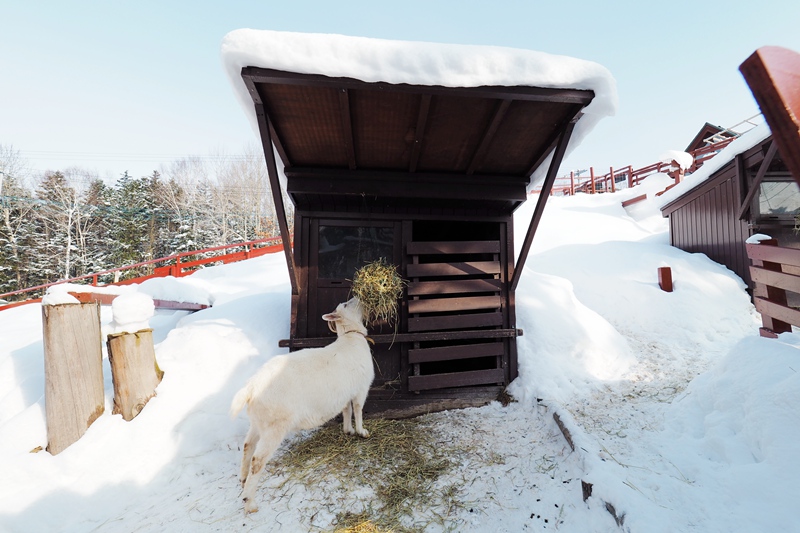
[318,225,394,279]
[757,175,800,220]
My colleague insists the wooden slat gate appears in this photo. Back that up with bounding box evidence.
[405,240,508,391]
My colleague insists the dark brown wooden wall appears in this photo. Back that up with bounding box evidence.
[667,168,752,286]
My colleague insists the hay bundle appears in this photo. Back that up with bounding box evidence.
[350,259,405,325]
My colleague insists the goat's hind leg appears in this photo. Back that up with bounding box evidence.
[341,401,354,435]
[241,425,287,514]
[239,425,259,486]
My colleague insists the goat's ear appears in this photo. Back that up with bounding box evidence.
[322,312,340,322]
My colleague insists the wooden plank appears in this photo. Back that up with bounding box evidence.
[407,241,500,255]
[407,295,502,314]
[746,242,800,268]
[750,266,800,294]
[69,292,209,311]
[338,88,357,170]
[621,194,647,208]
[408,368,505,391]
[408,311,504,332]
[406,261,501,277]
[407,278,502,296]
[740,47,800,186]
[753,296,800,328]
[42,302,104,455]
[279,327,521,348]
[408,342,504,364]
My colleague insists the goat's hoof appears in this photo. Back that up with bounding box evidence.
[243,498,258,514]
[358,429,370,438]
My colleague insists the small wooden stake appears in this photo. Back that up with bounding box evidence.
[107,329,163,421]
[658,267,673,292]
[42,302,104,455]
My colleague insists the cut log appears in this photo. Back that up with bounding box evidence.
[42,302,104,455]
[107,329,164,421]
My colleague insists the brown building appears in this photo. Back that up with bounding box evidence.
[659,124,800,289]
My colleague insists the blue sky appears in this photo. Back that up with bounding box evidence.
[2,1,800,181]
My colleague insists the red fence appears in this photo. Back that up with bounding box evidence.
[535,136,738,196]
[0,236,285,311]
[745,238,800,338]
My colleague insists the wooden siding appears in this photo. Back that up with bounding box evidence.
[667,169,752,286]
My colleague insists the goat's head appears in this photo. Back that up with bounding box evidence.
[322,297,367,336]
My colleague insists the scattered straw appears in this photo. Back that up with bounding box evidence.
[264,418,474,532]
[350,259,405,325]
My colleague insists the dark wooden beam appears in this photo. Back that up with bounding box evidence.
[467,99,512,175]
[278,327,523,348]
[409,94,431,172]
[338,88,357,170]
[738,140,777,220]
[241,67,595,105]
[254,103,298,295]
[287,174,526,203]
[740,46,800,186]
[510,117,577,292]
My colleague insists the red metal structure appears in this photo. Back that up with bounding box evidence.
[0,237,284,311]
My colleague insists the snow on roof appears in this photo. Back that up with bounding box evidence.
[220,29,618,181]
[656,121,772,210]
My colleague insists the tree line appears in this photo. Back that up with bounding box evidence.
[0,145,291,299]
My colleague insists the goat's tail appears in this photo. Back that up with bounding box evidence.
[230,382,252,419]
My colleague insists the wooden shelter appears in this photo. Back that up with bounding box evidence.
[660,128,798,289]
[226,31,611,415]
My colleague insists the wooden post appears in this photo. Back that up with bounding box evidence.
[42,302,104,455]
[658,267,673,292]
[627,165,633,188]
[569,171,575,195]
[610,166,616,193]
[107,329,164,421]
[590,167,596,194]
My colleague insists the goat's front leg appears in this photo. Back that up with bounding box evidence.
[342,401,354,435]
[352,398,369,438]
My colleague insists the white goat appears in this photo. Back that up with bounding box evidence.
[230,297,374,513]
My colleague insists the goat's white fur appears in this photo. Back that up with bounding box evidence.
[230,297,374,513]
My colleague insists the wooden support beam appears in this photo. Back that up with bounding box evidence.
[737,141,777,220]
[409,94,431,173]
[255,104,299,295]
[338,88,357,170]
[510,118,577,292]
[467,99,512,175]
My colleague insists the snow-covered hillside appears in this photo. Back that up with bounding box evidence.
[1,176,798,532]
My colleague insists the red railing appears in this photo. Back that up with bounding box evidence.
[0,236,285,310]
[745,238,800,338]
[535,136,738,196]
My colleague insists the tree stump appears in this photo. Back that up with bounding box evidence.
[42,302,104,455]
[107,329,163,421]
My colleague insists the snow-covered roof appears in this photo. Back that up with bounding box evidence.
[220,29,617,183]
[656,121,772,210]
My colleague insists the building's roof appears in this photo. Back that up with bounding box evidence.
[221,30,617,197]
[657,121,772,211]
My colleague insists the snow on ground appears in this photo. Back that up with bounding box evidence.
[1,176,798,532]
